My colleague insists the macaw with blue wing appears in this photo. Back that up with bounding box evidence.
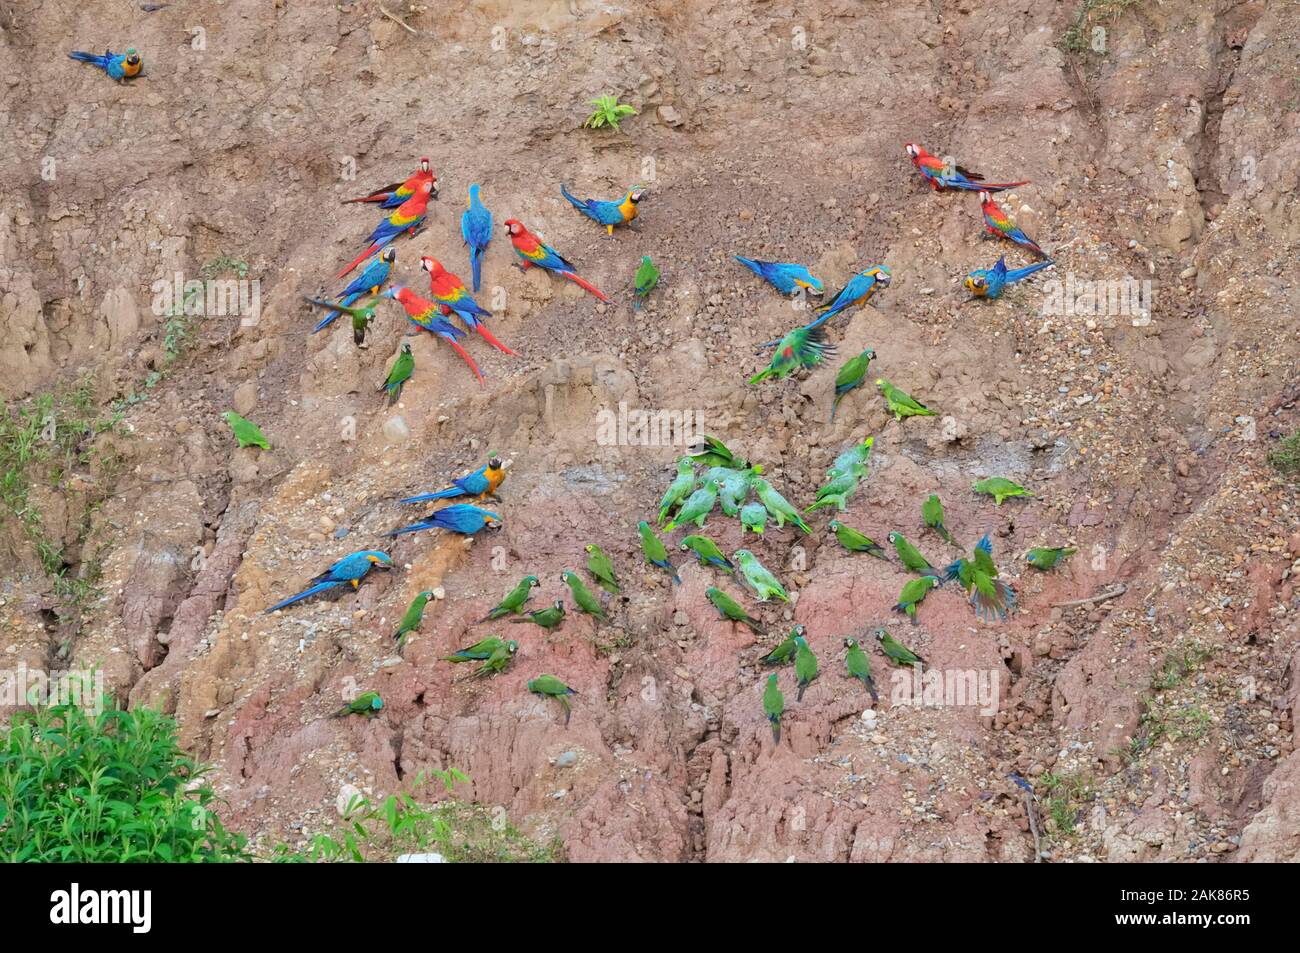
[385,504,502,539]
[401,457,508,504]
[314,247,395,332]
[733,256,824,297]
[337,179,435,279]
[461,184,493,292]
[68,47,142,82]
[560,183,647,235]
[965,256,1054,299]
[905,143,1027,193]
[979,191,1047,259]
[383,286,485,383]
[265,550,392,613]
[504,219,609,301]
[419,256,516,355]
[944,534,1017,623]
[342,157,437,208]
[806,266,892,330]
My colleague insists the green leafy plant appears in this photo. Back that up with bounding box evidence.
[1060,0,1141,55]
[1269,429,1300,479]
[0,700,249,862]
[583,95,638,131]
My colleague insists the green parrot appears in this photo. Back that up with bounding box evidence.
[443,635,509,663]
[921,493,954,543]
[876,628,926,667]
[888,532,940,577]
[734,549,789,603]
[664,479,718,531]
[472,639,518,678]
[633,255,660,309]
[561,570,608,622]
[893,575,938,624]
[829,436,874,478]
[706,586,765,634]
[750,325,836,384]
[638,520,680,583]
[688,435,747,469]
[508,599,566,630]
[584,544,620,594]
[973,477,1033,505]
[658,457,697,524]
[752,478,811,534]
[805,464,864,513]
[843,637,878,703]
[759,624,804,665]
[1027,546,1076,571]
[875,378,936,420]
[793,635,818,702]
[528,674,577,727]
[393,589,434,654]
[378,343,415,405]
[830,348,875,422]
[763,673,784,744]
[679,534,735,573]
[948,535,1016,622]
[304,294,378,347]
[719,464,763,517]
[481,575,540,621]
[222,411,270,450]
[828,520,885,558]
[739,501,767,535]
[333,690,383,718]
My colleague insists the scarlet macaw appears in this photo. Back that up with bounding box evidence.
[342,157,438,208]
[337,179,435,279]
[419,256,516,355]
[382,286,484,383]
[503,219,609,302]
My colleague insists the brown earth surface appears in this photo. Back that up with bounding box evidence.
[1,0,1297,862]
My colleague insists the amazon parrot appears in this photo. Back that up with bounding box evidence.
[401,457,507,504]
[979,191,1048,259]
[876,378,936,420]
[739,501,767,535]
[68,47,143,82]
[385,504,501,538]
[905,144,1028,193]
[830,348,875,422]
[222,411,269,450]
[706,586,765,634]
[461,183,492,291]
[382,286,484,383]
[343,157,437,208]
[665,479,719,531]
[828,436,874,478]
[735,549,788,603]
[733,256,824,297]
[420,256,516,354]
[658,457,697,524]
[806,465,865,513]
[481,575,540,621]
[719,465,763,517]
[966,256,1053,299]
[973,476,1033,505]
[266,550,392,613]
[504,219,609,301]
[638,521,680,583]
[560,183,647,235]
[528,674,577,727]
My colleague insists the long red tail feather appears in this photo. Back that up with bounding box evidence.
[337,241,384,279]
[443,336,485,383]
[341,194,389,205]
[560,270,610,302]
[475,324,517,356]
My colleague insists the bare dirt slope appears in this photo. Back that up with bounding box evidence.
[1,0,1297,861]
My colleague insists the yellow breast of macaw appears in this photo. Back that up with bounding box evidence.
[484,465,507,495]
[618,195,639,223]
[123,60,142,77]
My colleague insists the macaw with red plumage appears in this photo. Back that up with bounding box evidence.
[337,179,435,279]
[342,157,438,208]
[419,256,516,355]
[503,219,609,302]
[979,191,1047,259]
[382,286,485,383]
[905,143,1028,193]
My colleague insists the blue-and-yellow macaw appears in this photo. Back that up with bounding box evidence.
[806,266,892,329]
[385,504,502,539]
[314,247,395,332]
[733,256,824,296]
[504,219,609,301]
[401,457,508,504]
[265,550,392,613]
[68,47,142,82]
[337,179,435,279]
[905,144,1027,193]
[342,157,437,208]
[461,183,493,292]
[966,256,1054,299]
[420,256,516,354]
[560,183,647,235]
